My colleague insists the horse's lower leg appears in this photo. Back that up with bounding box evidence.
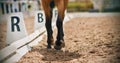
[54,0,68,50]
[45,17,53,49]
[54,12,65,50]
[44,8,54,49]
[56,15,64,43]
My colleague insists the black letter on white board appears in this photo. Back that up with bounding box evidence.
[38,13,43,23]
[11,16,20,32]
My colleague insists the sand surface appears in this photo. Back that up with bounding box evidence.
[17,16,120,63]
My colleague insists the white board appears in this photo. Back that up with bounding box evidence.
[12,1,19,12]
[52,8,58,24]
[3,45,29,63]
[6,12,27,45]
[34,11,45,30]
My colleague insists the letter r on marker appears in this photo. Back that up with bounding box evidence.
[11,16,20,32]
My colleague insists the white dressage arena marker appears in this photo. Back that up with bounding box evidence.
[34,11,45,30]
[34,9,68,31]
[6,12,27,45]
[52,9,69,24]
[34,9,59,30]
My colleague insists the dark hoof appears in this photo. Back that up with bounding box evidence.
[54,45,62,50]
[54,41,65,50]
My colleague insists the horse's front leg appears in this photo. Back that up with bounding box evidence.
[43,7,54,49]
[54,14,65,50]
[45,15,54,49]
[54,8,66,50]
[54,0,68,50]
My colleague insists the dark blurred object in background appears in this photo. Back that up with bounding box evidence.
[68,0,120,12]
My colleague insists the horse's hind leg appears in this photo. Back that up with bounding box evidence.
[41,0,54,49]
[54,0,68,50]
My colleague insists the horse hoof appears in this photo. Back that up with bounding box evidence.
[54,42,65,50]
[54,45,62,50]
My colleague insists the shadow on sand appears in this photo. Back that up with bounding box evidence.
[32,48,81,61]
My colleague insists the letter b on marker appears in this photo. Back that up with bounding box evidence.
[38,13,43,23]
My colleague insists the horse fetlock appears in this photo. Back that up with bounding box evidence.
[47,44,52,49]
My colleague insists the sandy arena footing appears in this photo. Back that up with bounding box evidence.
[17,16,120,63]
